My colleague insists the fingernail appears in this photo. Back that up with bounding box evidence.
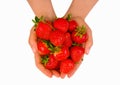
[85,49,89,54]
[68,75,71,78]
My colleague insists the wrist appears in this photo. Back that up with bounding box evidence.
[64,0,98,19]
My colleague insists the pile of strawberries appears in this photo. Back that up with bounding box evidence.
[32,14,88,74]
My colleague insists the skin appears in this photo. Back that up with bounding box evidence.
[27,0,98,78]
[64,0,98,19]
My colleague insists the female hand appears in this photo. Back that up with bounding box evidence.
[60,16,93,78]
[28,26,60,78]
[60,0,98,78]
[27,0,60,78]
[27,0,97,78]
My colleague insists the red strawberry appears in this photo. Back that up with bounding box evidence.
[32,16,52,40]
[37,40,50,55]
[45,20,54,30]
[71,25,88,44]
[53,46,69,61]
[60,59,74,73]
[66,14,78,32]
[70,46,85,63]
[41,55,58,70]
[63,32,72,48]
[53,18,69,33]
[69,20,78,32]
[49,30,65,46]
[36,22,52,40]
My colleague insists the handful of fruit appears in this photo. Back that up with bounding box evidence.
[32,14,88,74]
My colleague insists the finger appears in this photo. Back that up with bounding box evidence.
[28,26,38,53]
[85,26,93,54]
[60,72,66,79]
[29,27,53,78]
[36,63,53,78]
[51,70,60,77]
[34,52,53,78]
[67,57,83,78]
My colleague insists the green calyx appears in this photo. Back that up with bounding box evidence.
[42,40,61,53]
[49,45,61,54]
[75,25,86,38]
[32,16,45,27]
[72,43,83,47]
[66,13,72,21]
[53,47,61,53]
[41,55,49,65]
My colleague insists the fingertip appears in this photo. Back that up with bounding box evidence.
[43,70,53,78]
[85,48,89,55]
[52,70,60,78]
[48,74,53,78]
[35,61,53,78]
[67,74,71,78]
[67,71,74,78]
[60,73,66,79]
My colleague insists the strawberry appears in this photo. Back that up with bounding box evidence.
[45,20,54,30]
[53,18,69,33]
[70,46,85,63]
[71,25,88,44]
[69,20,78,32]
[32,16,52,40]
[32,15,88,76]
[63,32,72,48]
[53,46,70,61]
[37,40,50,55]
[49,30,65,46]
[41,55,58,70]
[67,14,78,32]
[60,59,74,73]
[36,22,52,40]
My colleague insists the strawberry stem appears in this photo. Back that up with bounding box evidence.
[80,25,86,34]
[72,43,83,46]
[75,25,86,38]
[42,40,61,53]
[54,47,61,53]
[41,55,49,65]
[35,16,40,22]
[32,16,45,27]
[66,14,72,21]
[39,16,45,22]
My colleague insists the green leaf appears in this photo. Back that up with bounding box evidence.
[72,43,83,46]
[32,19,36,23]
[81,25,86,34]
[39,16,44,21]
[32,16,39,27]
[41,55,49,65]
[35,16,40,22]
[66,14,72,21]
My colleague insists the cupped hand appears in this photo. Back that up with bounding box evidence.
[71,16,93,54]
[28,26,60,78]
[28,16,93,78]
[61,16,93,78]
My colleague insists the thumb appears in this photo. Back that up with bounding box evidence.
[85,40,93,54]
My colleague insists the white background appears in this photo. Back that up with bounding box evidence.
[0,0,120,85]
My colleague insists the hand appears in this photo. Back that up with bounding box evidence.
[72,16,93,55]
[27,0,60,78]
[28,26,60,78]
[27,0,96,78]
[28,17,93,78]
[60,16,93,78]
[60,0,97,78]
